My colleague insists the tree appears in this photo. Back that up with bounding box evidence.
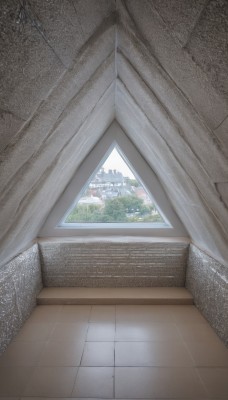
[102,198,127,222]
[120,196,148,214]
[65,195,163,223]
[65,204,103,223]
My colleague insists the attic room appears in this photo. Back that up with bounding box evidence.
[0,0,228,398]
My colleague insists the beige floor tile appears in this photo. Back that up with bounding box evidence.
[115,321,180,341]
[116,305,175,323]
[72,367,114,398]
[0,367,34,396]
[38,340,84,366]
[81,342,114,366]
[27,306,62,322]
[0,341,45,366]
[86,323,115,341]
[0,398,20,400]
[23,366,77,397]
[115,341,194,367]
[115,367,207,398]
[185,340,228,366]
[197,367,228,398]
[50,322,88,342]
[13,322,54,342]
[90,306,116,323]
[171,306,207,323]
[176,322,222,343]
[2,304,226,400]
[58,305,91,323]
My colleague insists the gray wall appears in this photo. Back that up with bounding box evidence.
[0,244,42,355]
[39,240,189,287]
[1,1,228,270]
[186,244,228,347]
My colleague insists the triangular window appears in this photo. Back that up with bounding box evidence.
[39,122,188,236]
[62,146,168,225]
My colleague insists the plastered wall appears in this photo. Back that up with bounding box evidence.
[186,244,228,347]
[0,244,42,355]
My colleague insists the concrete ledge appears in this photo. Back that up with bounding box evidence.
[37,287,193,305]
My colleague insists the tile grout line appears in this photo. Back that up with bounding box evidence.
[19,306,63,397]
[69,304,92,397]
[114,304,117,398]
[194,366,211,398]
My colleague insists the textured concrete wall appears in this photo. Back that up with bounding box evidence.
[186,244,228,347]
[39,240,188,287]
[0,0,228,272]
[116,1,228,267]
[0,7,116,267]
[0,244,42,355]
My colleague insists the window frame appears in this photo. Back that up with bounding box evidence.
[38,122,188,237]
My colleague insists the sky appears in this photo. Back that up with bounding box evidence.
[102,147,135,178]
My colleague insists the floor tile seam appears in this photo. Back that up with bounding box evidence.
[21,367,78,399]
[113,365,227,370]
[36,336,57,365]
[177,338,228,368]
[114,305,116,400]
[114,339,188,342]
[19,366,37,397]
[77,305,93,370]
[4,362,228,368]
[69,366,80,398]
[85,339,115,342]
[85,305,93,333]
[113,364,226,368]
[113,360,195,367]
[196,366,228,369]
[175,330,196,365]
[79,324,92,365]
[84,339,187,342]
[173,322,187,345]
[194,364,211,398]
[12,364,221,370]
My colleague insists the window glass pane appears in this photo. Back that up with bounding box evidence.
[64,147,165,224]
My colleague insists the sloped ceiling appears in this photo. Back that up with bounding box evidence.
[0,0,228,267]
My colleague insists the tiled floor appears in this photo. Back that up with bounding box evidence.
[0,304,228,399]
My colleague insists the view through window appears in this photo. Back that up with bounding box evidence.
[64,147,166,224]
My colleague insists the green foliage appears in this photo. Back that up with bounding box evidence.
[65,204,103,223]
[102,198,128,222]
[66,195,164,223]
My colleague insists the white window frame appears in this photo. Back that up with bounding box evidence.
[39,122,188,237]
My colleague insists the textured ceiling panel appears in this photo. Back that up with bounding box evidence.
[116,80,228,266]
[0,0,227,267]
